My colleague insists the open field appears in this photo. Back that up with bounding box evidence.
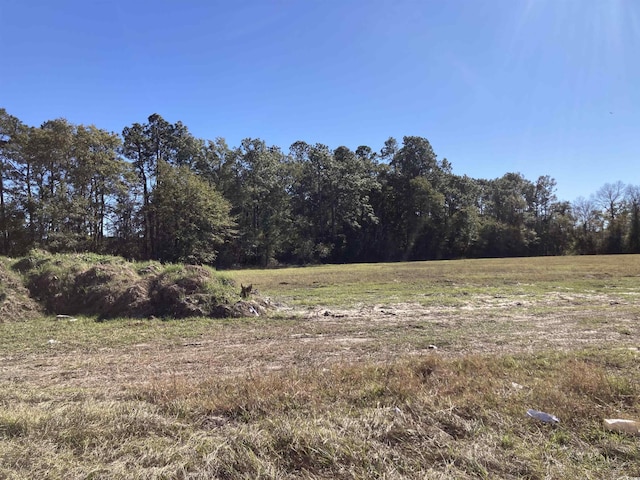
[1,255,639,479]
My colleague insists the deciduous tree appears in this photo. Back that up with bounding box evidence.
[151,162,235,264]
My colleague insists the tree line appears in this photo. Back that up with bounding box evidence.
[1,108,638,266]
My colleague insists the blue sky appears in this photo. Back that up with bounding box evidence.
[1,0,638,202]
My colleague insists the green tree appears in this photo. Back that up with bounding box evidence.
[572,196,603,254]
[442,174,481,257]
[11,119,127,253]
[596,181,625,222]
[531,175,559,255]
[390,136,439,179]
[22,119,76,251]
[330,145,380,261]
[476,173,536,257]
[225,138,293,266]
[122,122,153,256]
[289,141,336,262]
[151,162,235,264]
[626,185,640,254]
[545,201,574,255]
[109,168,140,258]
[383,136,448,260]
[122,114,205,259]
[70,125,127,251]
[193,137,234,192]
[595,182,627,254]
[289,142,379,263]
[0,109,28,255]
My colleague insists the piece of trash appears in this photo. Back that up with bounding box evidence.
[511,382,524,390]
[47,339,60,344]
[56,314,77,321]
[527,409,559,423]
[427,344,438,350]
[603,419,640,436]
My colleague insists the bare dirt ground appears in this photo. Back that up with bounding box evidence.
[2,291,638,397]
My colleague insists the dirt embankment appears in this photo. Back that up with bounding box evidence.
[5,251,268,320]
[0,259,42,321]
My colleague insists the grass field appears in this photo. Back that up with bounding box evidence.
[1,255,639,479]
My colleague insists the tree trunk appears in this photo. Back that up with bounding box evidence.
[0,165,7,254]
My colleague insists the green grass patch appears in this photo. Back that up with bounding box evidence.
[227,255,640,307]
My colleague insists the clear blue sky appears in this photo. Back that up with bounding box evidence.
[2,0,638,202]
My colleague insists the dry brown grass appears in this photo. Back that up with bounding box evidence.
[2,351,638,479]
[0,257,42,321]
[1,255,640,478]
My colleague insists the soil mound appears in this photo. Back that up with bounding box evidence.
[0,258,43,321]
[14,251,265,320]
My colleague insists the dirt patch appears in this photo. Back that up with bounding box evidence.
[3,291,638,393]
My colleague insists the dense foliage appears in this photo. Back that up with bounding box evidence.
[1,108,638,266]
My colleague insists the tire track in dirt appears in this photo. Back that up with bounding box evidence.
[2,293,638,395]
